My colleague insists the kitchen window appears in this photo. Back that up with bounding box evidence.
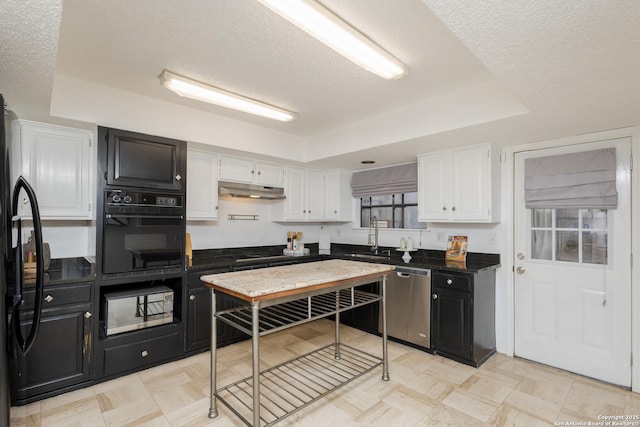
[531,208,608,265]
[360,192,426,229]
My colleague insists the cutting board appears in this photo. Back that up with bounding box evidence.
[186,232,192,267]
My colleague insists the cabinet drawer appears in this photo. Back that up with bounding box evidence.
[22,282,92,310]
[103,332,180,377]
[432,272,471,292]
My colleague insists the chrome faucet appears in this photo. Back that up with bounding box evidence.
[368,216,379,254]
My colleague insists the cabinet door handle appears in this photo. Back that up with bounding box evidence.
[452,206,456,211]
[257,170,262,175]
[432,294,438,300]
[446,278,453,285]
[141,350,149,358]
[44,294,54,303]
[189,294,196,301]
[175,174,182,181]
[334,210,337,214]
[442,206,447,211]
[84,312,92,319]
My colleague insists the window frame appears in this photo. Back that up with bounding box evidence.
[359,192,425,230]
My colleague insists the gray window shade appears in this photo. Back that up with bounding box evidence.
[525,148,617,209]
[351,163,417,197]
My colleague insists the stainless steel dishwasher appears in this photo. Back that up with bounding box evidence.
[379,266,431,349]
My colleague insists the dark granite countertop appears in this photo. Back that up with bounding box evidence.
[23,256,95,288]
[189,244,500,274]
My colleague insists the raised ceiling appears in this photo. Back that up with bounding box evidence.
[2,1,640,169]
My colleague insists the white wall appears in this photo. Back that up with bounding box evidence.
[186,197,325,250]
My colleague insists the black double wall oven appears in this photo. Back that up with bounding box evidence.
[96,127,187,370]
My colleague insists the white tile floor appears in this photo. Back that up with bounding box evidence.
[10,319,640,426]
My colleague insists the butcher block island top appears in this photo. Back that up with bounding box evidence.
[200,259,395,302]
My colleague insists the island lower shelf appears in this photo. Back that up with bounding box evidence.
[217,343,382,426]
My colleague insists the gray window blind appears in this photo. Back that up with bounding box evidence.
[524,148,617,209]
[351,163,417,197]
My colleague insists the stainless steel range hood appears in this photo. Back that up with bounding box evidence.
[218,181,286,200]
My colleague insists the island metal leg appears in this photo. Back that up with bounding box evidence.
[334,292,341,360]
[381,275,389,381]
[209,290,218,418]
[252,302,261,427]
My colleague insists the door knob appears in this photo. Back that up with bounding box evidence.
[516,267,526,275]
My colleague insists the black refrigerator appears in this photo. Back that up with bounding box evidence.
[1,94,45,426]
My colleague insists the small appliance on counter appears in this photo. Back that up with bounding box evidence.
[22,230,50,276]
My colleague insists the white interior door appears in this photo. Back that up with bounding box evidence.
[514,138,631,386]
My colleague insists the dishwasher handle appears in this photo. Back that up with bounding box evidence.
[396,272,413,278]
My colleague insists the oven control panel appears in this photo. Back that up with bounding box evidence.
[106,190,182,208]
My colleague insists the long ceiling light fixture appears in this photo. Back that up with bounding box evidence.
[160,70,298,122]
[256,0,407,80]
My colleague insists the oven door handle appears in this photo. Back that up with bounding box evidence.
[105,214,184,220]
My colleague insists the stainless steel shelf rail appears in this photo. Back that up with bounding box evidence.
[209,275,390,427]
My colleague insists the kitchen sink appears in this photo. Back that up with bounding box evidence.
[341,253,390,261]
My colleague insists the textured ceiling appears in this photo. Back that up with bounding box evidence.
[0,0,62,117]
[53,0,494,136]
[2,1,640,169]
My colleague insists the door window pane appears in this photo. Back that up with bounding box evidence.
[531,230,552,260]
[557,231,579,262]
[582,209,607,230]
[557,209,579,229]
[583,231,608,264]
[532,209,553,228]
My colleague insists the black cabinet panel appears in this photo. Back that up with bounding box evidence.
[339,282,380,334]
[11,303,91,403]
[431,270,495,367]
[431,288,471,361]
[186,270,249,353]
[103,330,180,377]
[100,126,186,191]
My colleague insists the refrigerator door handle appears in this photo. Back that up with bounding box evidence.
[11,176,44,355]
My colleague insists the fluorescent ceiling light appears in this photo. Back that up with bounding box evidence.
[160,70,297,122]
[256,0,407,80]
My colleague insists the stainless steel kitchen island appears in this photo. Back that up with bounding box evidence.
[200,259,395,427]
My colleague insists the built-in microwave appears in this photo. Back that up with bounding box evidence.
[104,286,174,336]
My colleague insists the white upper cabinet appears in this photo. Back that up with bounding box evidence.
[186,148,219,220]
[418,143,500,223]
[324,169,353,222]
[280,167,324,221]
[218,155,284,187]
[277,168,352,222]
[12,120,94,219]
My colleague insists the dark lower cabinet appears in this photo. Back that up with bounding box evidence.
[338,282,380,334]
[186,269,249,353]
[10,303,92,405]
[431,269,496,367]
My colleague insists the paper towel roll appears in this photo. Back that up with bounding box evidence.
[319,228,331,254]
